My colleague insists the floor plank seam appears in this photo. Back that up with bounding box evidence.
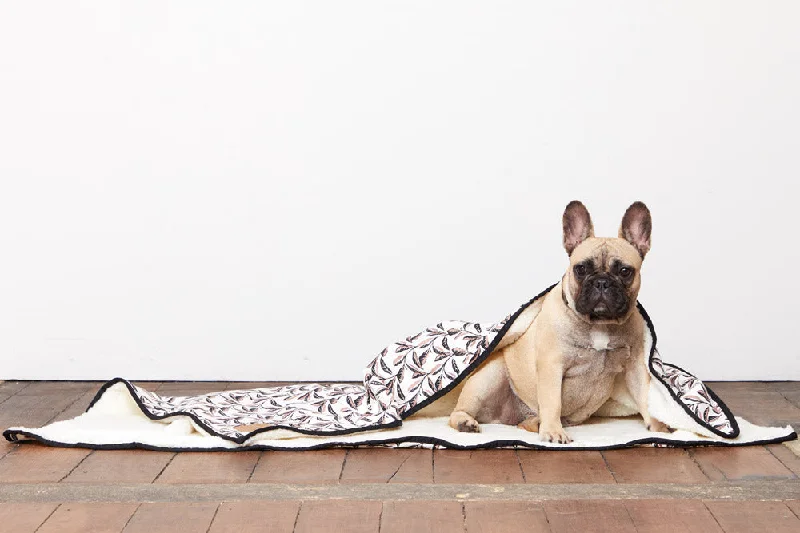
[120,502,142,533]
[514,449,527,483]
[46,387,92,425]
[702,501,725,533]
[0,381,30,411]
[766,446,800,479]
[292,501,303,533]
[686,448,722,482]
[599,451,619,483]
[151,453,177,483]
[58,450,92,482]
[32,502,61,533]
[786,501,800,521]
[540,502,554,531]
[431,448,436,484]
[621,501,638,531]
[386,451,412,483]
[204,502,221,533]
[781,392,800,410]
[245,453,262,483]
[339,450,349,483]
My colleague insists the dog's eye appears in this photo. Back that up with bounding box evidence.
[619,267,633,278]
[574,264,587,277]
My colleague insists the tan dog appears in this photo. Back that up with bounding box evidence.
[448,201,670,443]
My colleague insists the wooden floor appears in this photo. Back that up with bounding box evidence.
[1,381,800,532]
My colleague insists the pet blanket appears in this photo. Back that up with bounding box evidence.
[4,285,796,450]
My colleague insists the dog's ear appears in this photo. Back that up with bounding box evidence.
[562,201,594,256]
[619,201,652,258]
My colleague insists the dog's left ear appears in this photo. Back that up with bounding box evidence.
[619,201,652,258]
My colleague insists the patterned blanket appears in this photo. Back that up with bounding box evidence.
[3,285,796,450]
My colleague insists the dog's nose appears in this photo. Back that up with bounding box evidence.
[594,277,610,291]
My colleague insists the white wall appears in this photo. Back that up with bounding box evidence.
[1,2,798,381]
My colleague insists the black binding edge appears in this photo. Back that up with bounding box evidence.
[3,428,795,452]
[397,283,559,420]
[636,301,741,439]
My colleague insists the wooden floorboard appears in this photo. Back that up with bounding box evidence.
[544,500,637,533]
[0,502,59,533]
[601,448,709,483]
[786,499,800,520]
[249,449,346,483]
[517,450,616,484]
[465,501,549,533]
[150,382,228,396]
[155,451,259,484]
[381,501,464,533]
[341,448,433,483]
[623,500,723,533]
[207,501,301,533]
[14,381,97,397]
[51,390,99,423]
[2,379,800,533]
[62,449,175,484]
[0,387,92,429]
[294,500,382,533]
[0,381,30,406]
[689,446,796,481]
[706,381,800,394]
[122,502,219,533]
[711,390,800,428]
[36,502,139,533]
[767,443,800,475]
[11,499,800,533]
[433,449,524,484]
[704,500,800,533]
[0,445,91,483]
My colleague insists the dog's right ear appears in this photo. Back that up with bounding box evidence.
[562,200,594,256]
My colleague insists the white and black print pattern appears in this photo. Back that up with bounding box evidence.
[131,383,394,440]
[363,320,503,416]
[90,291,737,442]
[649,350,736,437]
[122,319,504,442]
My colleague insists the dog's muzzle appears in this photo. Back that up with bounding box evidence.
[576,275,629,320]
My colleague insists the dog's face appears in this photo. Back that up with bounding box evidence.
[561,201,652,323]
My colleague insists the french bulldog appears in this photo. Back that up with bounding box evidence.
[448,201,670,443]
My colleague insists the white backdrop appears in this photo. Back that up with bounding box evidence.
[1,2,798,381]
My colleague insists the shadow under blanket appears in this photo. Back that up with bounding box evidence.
[4,284,796,450]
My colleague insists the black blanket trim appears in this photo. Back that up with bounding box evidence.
[635,302,740,438]
[1,283,742,445]
[5,428,796,452]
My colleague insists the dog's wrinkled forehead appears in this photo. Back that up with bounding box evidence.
[569,238,642,270]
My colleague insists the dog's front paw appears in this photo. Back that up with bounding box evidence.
[450,410,481,433]
[646,418,672,433]
[539,423,572,444]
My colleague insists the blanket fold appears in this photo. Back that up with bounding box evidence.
[4,284,796,450]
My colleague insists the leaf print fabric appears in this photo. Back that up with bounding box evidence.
[102,292,738,443]
[650,349,737,437]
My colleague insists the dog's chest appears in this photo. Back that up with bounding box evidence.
[562,329,632,378]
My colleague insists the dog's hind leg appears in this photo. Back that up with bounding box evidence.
[449,351,510,433]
